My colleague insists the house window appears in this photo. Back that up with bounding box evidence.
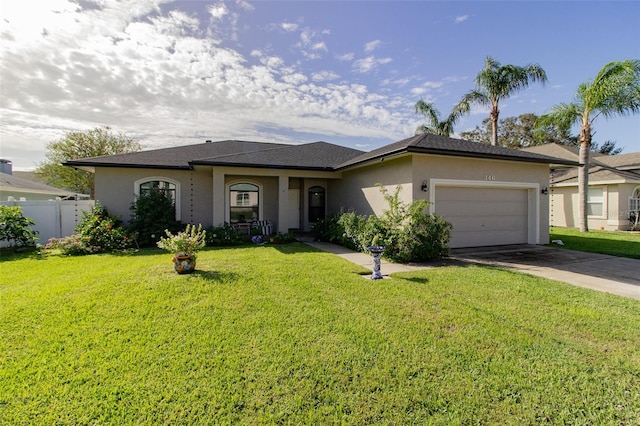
[229,183,259,223]
[587,188,604,217]
[134,177,180,220]
[630,187,640,213]
[139,180,177,202]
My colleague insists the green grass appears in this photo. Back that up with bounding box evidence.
[1,244,639,424]
[550,227,640,259]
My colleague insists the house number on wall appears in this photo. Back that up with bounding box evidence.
[483,175,496,181]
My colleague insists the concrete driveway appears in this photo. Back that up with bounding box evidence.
[449,245,640,300]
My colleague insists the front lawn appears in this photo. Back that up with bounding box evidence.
[550,227,640,259]
[1,244,639,424]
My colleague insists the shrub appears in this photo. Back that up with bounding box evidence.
[129,190,182,247]
[46,204,133,255]
[323,185,452,262]
[205,224,243,246]
[311,214,344,244]
[46,234,94,255]
[0,205,39,248]
[268,232,297,244]
[75,203,134,252]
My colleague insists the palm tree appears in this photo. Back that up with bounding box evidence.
[456,57,548,146]
[414,100,467,137]
[538,60,640,232]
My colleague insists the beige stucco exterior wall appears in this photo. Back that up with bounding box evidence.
[94,167,214,226]
[551,182,639,231]
[328,156,413,216]
[95,165,340,232]
[330,153,550,245]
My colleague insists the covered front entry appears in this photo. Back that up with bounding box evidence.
[430,179,540,249]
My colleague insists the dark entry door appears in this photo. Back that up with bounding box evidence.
[308,186,325,223]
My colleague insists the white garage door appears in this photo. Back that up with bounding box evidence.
[435,186,529,248]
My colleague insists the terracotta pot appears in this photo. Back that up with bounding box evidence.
[172,254,196,274]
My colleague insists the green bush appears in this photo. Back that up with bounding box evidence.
[0,205,39,247]
[129,190,182,247]
[317,185,452,262]
[47,203,133,255]
[205,224,243,246]
[310,214,344,244]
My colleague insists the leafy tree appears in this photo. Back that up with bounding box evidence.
[590,140,623,155]
[455,57,547,146]
[0,206,39,248]
[414,99,467,136]
[36,126,140,198]
[460,113,577,148]
[538,60,640,232]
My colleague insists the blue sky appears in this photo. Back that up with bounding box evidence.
[1,0,639,170]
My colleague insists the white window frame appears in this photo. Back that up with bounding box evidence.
[587,187,606,218]
[134,177,181,221]
[630,186,640,214]
[225,180,263,223]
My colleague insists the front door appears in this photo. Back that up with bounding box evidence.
[288,189,300,229]
[308,186,325,223]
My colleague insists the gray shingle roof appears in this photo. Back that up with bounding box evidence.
[65,140,365,171]
[337,133,579,169]
[0,172,76,196]
[65,136,577,172]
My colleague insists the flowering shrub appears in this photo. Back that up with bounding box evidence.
[157,224,206,258]
[46,203,134,255]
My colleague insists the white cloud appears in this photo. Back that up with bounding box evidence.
[353,56,392,73]
[364,40,381,53]
[0,0,418,169]
[208,3,228,20]
[336,53,354,62]
[312,42,327,51]
[455,15,469,23]
[236,0,254,11]
[281,22,298,32]
[311,70,340,82]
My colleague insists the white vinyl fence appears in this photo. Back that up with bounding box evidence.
[1,199,95,246]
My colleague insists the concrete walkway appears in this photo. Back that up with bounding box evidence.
[303,241,640,301]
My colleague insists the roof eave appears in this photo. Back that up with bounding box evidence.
[189,160,335,172]
[64,161,191,171]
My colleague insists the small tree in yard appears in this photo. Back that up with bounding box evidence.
[129,190,182,247]
[0,206,39,248]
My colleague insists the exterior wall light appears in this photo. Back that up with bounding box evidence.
[421,180,428,192]
[541,187,549,195]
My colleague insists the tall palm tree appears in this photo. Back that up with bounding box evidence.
[456,57,548,146]
[414,99,467,137]
[538,60,640,232]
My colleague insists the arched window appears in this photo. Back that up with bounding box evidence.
[229,182,259,223]
[308,186,325,222]
[134,177,181,220]
[630,186,640,214]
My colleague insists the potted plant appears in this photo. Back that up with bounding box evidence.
[157,224,206,274]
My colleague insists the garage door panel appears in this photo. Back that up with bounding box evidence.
[435,186,529,248]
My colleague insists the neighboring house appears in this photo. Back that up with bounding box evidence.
[66,134,576,249]
[523,143,640,231]
[0,159,79,201]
